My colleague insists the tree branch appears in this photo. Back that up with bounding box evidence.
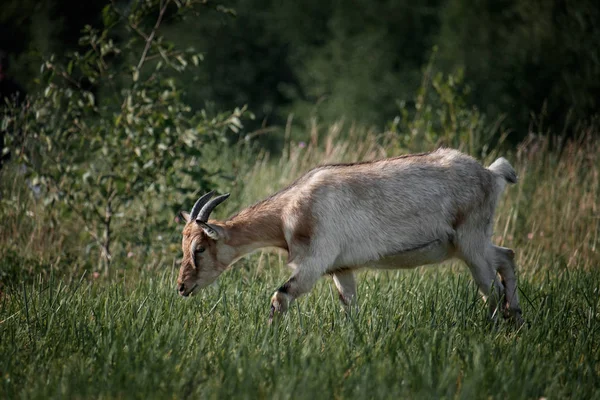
[137,0,171,71]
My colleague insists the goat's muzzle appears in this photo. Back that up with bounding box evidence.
[177,282,198,297]
[178,283,187,296]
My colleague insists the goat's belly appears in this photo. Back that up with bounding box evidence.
[368,239,451,270]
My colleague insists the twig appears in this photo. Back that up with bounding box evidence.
[129,22,150,41]
[137,0,171,71]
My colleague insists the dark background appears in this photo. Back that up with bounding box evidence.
[2,0,599,141]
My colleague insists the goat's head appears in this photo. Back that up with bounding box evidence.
[177,191,231,297]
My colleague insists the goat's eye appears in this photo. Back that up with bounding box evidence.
[195,247,205,254]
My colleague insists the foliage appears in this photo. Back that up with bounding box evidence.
[387,51,506,155]
[437,0,600,134]
[6,0,599,138]
[2,0,252,274]
[165,0,442,135]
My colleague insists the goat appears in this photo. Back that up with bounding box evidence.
[177,148,523,325]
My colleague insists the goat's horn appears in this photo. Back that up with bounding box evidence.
[190,191,215,220]
[197,193,230,222]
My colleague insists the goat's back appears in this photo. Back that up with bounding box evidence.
[282,149,500,265]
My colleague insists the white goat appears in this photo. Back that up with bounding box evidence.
[178,148,522,324]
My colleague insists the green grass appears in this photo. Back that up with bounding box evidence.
[2,258,599,399]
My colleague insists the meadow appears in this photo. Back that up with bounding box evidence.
[1,124,599,399]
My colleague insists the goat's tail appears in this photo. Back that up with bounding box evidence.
[488,157,517,184]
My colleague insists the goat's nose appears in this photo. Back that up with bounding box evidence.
[178,283,186,294]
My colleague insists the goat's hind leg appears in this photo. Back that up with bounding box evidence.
[461,244,505,321]
[494,245,523,326]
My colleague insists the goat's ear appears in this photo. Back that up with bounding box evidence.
[197,221,224,240]
[179,211,191,224]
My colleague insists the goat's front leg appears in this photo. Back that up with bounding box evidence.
[332,269,357,308]
[270,263,323,319]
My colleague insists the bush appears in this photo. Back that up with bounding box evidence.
[1,0,252,275]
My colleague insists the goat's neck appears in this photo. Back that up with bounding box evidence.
[223,203,287,259]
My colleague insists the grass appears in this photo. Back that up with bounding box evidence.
[1,121,599,398]
[1,262,599,399]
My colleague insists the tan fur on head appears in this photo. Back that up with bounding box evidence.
[178,221,229,296]
[177,196,289,296]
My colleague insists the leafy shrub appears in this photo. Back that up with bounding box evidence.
[386,51,506,157]
[1,0,252,275]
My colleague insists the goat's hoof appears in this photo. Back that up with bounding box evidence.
[268,305,276,325]
[268,292,289,324]
[270,291,290,314]
[502,306,524,328]
[513,312,525,328]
